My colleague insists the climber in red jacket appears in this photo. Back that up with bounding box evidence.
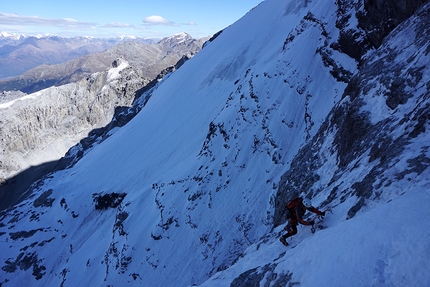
[280,197,325,246]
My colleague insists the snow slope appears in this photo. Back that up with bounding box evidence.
[1,0,429,286]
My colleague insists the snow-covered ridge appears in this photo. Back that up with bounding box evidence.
[0,90,43,109]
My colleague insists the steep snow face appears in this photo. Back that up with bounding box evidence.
[249,2,430,286]
[0,0,355,285]
[1,0,428,287]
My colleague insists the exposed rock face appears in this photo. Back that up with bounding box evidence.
[273,1,430,226]
[0,58,148,183]
[334,0,428,61]
[358,0,428,48]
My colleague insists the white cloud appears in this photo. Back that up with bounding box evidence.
[0,12,96,29]
[142,15,177,26]
[103,22,135,29]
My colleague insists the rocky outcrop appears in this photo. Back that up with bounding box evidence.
[357,0,428,48]
[334,0,428,62]
[0,58,148,184]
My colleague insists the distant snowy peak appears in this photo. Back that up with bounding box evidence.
[0,31,25,40]
[117,35,138,40]
[158,32,193,45]
[0,31,63,40]
[173,32,192,40]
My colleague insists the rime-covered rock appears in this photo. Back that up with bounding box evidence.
[0,58,147,182]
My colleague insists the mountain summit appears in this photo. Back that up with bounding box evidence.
[0,0,429,286]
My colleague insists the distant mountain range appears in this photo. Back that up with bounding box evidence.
[0,32,160,80]
[0,32,207,94]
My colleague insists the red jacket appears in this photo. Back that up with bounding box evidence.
[286,197,324,226]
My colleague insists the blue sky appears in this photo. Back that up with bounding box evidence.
[0,0,263,38]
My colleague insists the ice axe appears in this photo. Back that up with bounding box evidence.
[310,208,332,233]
